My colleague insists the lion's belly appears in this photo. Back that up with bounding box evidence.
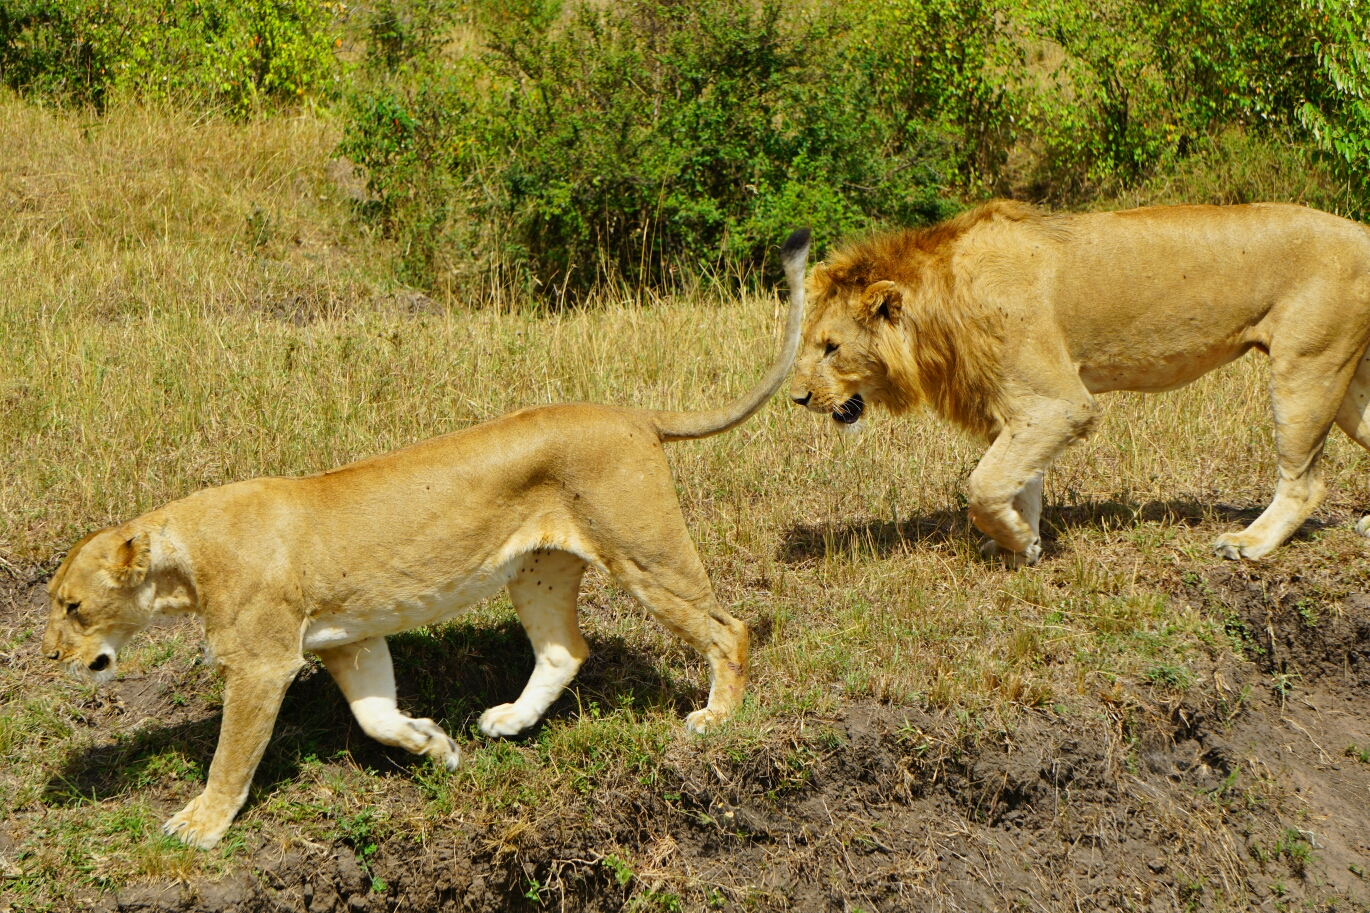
[301,559,520,652]
[1078,343,1254,394]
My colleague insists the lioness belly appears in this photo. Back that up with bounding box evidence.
[301,558,519,651]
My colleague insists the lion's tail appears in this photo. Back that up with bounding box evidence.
[650,229,810,443]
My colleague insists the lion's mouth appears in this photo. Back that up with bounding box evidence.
[827,392,860,424]
[832,394,865,425]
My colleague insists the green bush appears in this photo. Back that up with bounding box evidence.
[0,0,340,112]
[341,0,966,295]
[1016,0,1368,205]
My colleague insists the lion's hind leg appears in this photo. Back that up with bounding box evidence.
[317,636,460,770]
[1334,346,1370,538]
[479,549,589,738]
[1214,336,1365,560]
[603,536,747,735]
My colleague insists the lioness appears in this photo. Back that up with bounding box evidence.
[41,230,809,849]
[789,201,1370,565]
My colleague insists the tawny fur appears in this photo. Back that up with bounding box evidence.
[41,234,810,850]
[791,201,1370,566]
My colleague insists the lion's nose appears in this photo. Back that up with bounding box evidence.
[88,654,110,672]
[46,650,60,661]
[792,392,812,406]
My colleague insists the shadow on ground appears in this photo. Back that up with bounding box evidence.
[778,497,1321,564]
[41,619,691,809]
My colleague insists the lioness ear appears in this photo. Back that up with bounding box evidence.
[105,532,151,589]
[856,280,902,323]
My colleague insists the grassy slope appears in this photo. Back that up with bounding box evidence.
[1,98,1368,909]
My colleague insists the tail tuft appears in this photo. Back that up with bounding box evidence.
[780,228,812,264]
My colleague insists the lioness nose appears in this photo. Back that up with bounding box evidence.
[88,654,110,672]
[46,650,60,661]
[792,392,812,406]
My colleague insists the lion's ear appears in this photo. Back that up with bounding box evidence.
[855,280,902,323]
[105,532,151,589]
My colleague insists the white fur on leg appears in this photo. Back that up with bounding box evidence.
[481,550,589,738]
[317,637,460,769]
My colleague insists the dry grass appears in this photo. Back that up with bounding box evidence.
[3,97,1370,906]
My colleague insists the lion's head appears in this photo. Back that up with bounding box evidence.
[42,528,156,684]
[789,206,1018,441]
[788,269,915,429]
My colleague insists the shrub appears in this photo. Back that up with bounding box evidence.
[0,0,340,112]
[341,0,967,296]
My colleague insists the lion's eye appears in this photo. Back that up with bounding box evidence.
[65,602,80,615]
[824,342,840,356]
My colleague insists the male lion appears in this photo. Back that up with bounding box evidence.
[41,230,810,849]
[789,201,1370,565]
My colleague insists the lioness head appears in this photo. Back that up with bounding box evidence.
[42,528,155,684]
[789,262,914,428]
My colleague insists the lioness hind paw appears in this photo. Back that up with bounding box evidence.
[685,708,724,735]
[478,703,537,738]
[408,718,460,769]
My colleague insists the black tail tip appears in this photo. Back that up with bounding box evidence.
[780,227,811,260]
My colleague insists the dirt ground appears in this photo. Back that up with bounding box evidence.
[3,555,1369,913]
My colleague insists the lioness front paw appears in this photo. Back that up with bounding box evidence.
[162,794,233,850]
[478,703,538,738]
[979,538,1042,568]
[1213,533,1273,561]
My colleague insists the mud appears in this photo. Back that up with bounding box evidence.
[4,563,1368,912]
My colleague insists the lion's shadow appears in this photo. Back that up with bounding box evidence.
[42,619,691,809]
[778,496,1309,564]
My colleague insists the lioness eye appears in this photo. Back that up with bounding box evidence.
[824,342,839,356]
[66,602,80,615]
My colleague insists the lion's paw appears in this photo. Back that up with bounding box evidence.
[162,795,232,850]
[1356,515,1370,538]
[979,538,1041,568]
[1213,533,1272,561]
[479,703,537,738]
[409,718,460,770]
[685,708,723,735]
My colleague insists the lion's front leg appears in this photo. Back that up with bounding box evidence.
[968,397,1097,567]
[163,658,302,849]
[977,474,1044,568]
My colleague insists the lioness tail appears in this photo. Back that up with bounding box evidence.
[651,229,810,442]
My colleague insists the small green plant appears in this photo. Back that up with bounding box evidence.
[1345,743,1370,764]
[1144,663,1193,691]
[1295,597,1319,627]
[603,854,634,888]
[371,877,389,894]
[524,877,543,903]
[1271,671,1300,703]
[1274,828,1313,873]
